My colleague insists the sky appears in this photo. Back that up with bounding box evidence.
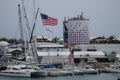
[0,0,120,39]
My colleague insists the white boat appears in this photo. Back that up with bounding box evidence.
[79,65,98,74]
[47,68,84,76]
[73,69,84,75]
[63,65,84,75]
[45,66,84,76]
[35,68,48,77]
[103,65,120,73]
[0,64,48,77]
[83,68,98,74]
[0,65,38,77]
[63,67,84,75]
[47,68,71,76]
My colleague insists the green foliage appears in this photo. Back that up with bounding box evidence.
[0,37,20,44]
[90,35,120,44]
[52,37,59,43]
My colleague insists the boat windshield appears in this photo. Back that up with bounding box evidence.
[12,68,20,70]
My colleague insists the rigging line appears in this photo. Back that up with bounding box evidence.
[22,0,32,38]
[29,8,39,65]
[29,8,39,43]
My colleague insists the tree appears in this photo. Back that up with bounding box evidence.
[0,37,8,41]
[109,35,114,40]
[52,37,59,43]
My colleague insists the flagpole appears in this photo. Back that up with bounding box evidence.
[72,46,75,80]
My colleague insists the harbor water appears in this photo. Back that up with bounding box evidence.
[0,73,119,80]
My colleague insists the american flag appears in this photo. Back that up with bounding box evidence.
[67,49,74,62]
[40,13,58,26]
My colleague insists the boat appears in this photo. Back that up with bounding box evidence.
[0,65,38,77]
[40,63,84,76]
[34,67,48,77]
[47,68,84,76]
[73,69,84,75]
[83,68,98,74]
[102,65,120,73]
[117,75,120,80]
[0,0,49,77]
[47,68,71,76]
[40,64,71,76]
[0,64,48,77]
[79,64,98,74]
[63,64,84,75]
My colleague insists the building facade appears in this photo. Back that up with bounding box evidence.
[63,13,89,48]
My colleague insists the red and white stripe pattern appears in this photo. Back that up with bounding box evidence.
[41,13,58,26]
[67,49,74,62]
[43,17,58,26]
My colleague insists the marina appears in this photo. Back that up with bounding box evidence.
[0,0,120,80]
[0,43,120,79]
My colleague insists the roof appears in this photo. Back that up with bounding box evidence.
[37,45,63,48]
[37,51,105,57]
[37,43,63,48]
[0,41,9,46]
[8,48,22,52]
[75,51,105,56]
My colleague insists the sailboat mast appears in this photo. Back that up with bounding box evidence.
[33,0,36,19]
[22,0,32,39]
[18,4,24,43]
[29,8,39,43]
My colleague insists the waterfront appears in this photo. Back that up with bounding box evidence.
[0,44,120,79]
[0,73,119,80]
[79,44,120,54]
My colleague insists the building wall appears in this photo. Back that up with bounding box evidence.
[63,19,89,48]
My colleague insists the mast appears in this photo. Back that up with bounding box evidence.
[33,0,36,20]
[29,8,39,43]
[21,0,39,67]
[22,0,32,39]
[18,4,24,43]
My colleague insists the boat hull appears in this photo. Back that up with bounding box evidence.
[83,69,98,74]
[48,70,70,76]
[0,71,31,77]
[31,70,48,77]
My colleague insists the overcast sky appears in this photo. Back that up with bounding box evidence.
[0,0,120,39]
